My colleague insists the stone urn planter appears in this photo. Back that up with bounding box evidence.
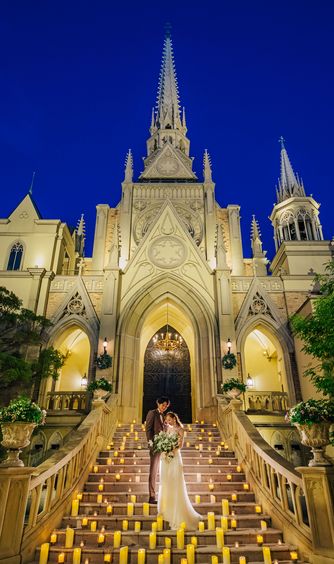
[0,422,36,467]
[93,389,109,400]
[295,422,332,467]
[226,388,243,400]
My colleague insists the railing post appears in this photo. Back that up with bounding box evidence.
[297,466,334,563]
[0,467,34,564]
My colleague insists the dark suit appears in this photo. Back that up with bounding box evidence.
[145,408,164,499]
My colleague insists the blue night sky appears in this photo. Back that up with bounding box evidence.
[0,0,333,260]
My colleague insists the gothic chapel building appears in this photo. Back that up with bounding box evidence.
[0,32,332,432]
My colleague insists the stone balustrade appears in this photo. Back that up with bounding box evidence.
[0,394,119,564]
[46,391,89,412]
[244,390,289,413]
[217,397,334,564]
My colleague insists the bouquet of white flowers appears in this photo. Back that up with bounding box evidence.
[149,431,179,461]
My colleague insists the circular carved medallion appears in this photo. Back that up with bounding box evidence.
[156,156,180,176]
[148,236,186,269]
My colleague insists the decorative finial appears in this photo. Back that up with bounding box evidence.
[278,136,285,149]
[203,149,212,182]
[124,149,133,182]
[29,171,36,195]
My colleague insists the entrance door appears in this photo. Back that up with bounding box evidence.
[142,325,192,422]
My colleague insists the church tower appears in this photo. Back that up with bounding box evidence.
[269,138,328,275]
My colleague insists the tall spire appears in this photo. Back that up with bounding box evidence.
[75,213,85,256]
[277,137,305,202]
[124,149,133,183]
[156,26,181,130]
[28,171,36,195]
[250,215,268,275]
[203,149,212,182]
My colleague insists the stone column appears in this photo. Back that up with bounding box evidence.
[27,268,46,313]
[297,466,334,564]
[92,204,110,272]
[227,205,244,275]
[0,467,34,564]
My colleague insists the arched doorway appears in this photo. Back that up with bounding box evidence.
[53,325,90,391]
[142,325,192,422]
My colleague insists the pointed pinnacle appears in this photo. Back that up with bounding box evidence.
[124,149,133,182]
[203,149,212,182]
[251,214,261,241]
[77,213,86,236]
[28,171,36,195]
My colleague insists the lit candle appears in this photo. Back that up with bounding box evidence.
[207,512,215,530]
[210,495,216,503]
[107,504,113,514]
[199,443,203,451]
[151,522,158,532]
[137,549,145,564]
[157,554,164,564]
[98,484,104,491]
[196,473,201,483]
[163,548,170,564]
[255,505,262,513]
[243,483,249,491]
[50,533,57,544]
[107,458,112,465]
[104,554,112,563]
[209,483,214,491]
[115,474,121,481]
[119,546,128,564]
[114,451,118,457]
[208,457,213,464]
[130,494,137,503]
[181,560,188,564]
[97,494,103,503]
[221,516,228,532]
[65,527,74,548]
[186,442,190,448]
[236,465,241,472]
[77,493,83,501]
[157,515,163,531]
[135,521,141,532]
[71,499,79,517]
[177,528,184,549]
[73,548,81,564]
[186,543,195,564]
[216,527,224,549]
[143,502,150,516]
[149,532,156,549]
[120,458,125,464]
[39,542,49,564]
[257,534,264,546]
[231,518,237,530]
[290,551,298,561]
[180,521,186,530]
[198,521,205,532]
[127,503,134,517]
[122,519,129,531]
[90,521,97,532]
[231,493,237,501]
[58,553,65,563]
[113,531,121,548]
[191,536,197,548]
[165,537,172,548]
[93,465,98,473]
[135,475,140,483]
[262,547,271,564]
[211,557,218,564]
[195,495,201,504]
[97,533,105,545]
[222,499,230,516]
[81,517,88,528]
[222,546,231,564]
[239,558,246,564]
[261,520,267,530]
[226,474,232,481]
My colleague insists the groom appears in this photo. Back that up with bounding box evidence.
[145,396,170,504]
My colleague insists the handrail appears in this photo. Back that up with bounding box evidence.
[20,394,119,562]
[217,398,313,560]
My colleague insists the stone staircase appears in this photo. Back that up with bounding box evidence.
[36,422,301,563]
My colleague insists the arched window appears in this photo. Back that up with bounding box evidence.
[7,242,23,270]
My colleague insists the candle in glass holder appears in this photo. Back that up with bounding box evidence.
[177,528,184,549]
[165,537,171,548]
[122,519,129,531]
[135,521,141,532]
[207,512,215,530]
[222,546,231,564]
[261,520,267,530]
[97,533,105,545]
[216,527,224,549]
[58,553,65,563]
[130,494,137,503]
[262,547,271,564]
[127,503,134,517]
[198,521,205,532]
[113,531,121,548]
[257,534,264,546]
[221,516,228,532]
[50,532,57,544]
[222,499,229,516]
[71,499,79,517]
[39,542,49,564]
[157,515,163,531]
[73,548,81,564]
[90,521,97,532]
[231,518,237,530]
[143,502,150,516]
[65,527,74,548]
[137,549,145,564]
[107,504,113,514]
[104,555,112,563]
[119,546,128,564]
[149,532,156,549]
[186,544,195,564]
[195,495,201,504]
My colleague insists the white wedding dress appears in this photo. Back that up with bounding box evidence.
[158,426,201,530]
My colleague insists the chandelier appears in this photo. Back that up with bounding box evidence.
[153,301,183,351]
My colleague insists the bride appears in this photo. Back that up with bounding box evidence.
[158,411,201,530]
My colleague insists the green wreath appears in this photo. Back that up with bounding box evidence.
[96,353,113,370]
[222,352,237,370]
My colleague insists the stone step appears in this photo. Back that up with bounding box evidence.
[76,492,256,504]
[97,451,236,458]
[84,482,250,494]
[87,473,246,483]
[72,502,261,516]
[95,465,242,473]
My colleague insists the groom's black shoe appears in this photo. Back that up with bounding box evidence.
[149,497,157,504]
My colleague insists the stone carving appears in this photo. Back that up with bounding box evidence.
[231,278,283,292]
[156,155,180,176]
[59,292,87,320]
[134,204,203,246]
[148,236,186,269]
[19,211,29,219]
[248,292,274,319]
[51,278,104,292]
[134,200,147,211]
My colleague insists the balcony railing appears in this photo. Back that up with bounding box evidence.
[46,391,89,412]
[244,390,289,413]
